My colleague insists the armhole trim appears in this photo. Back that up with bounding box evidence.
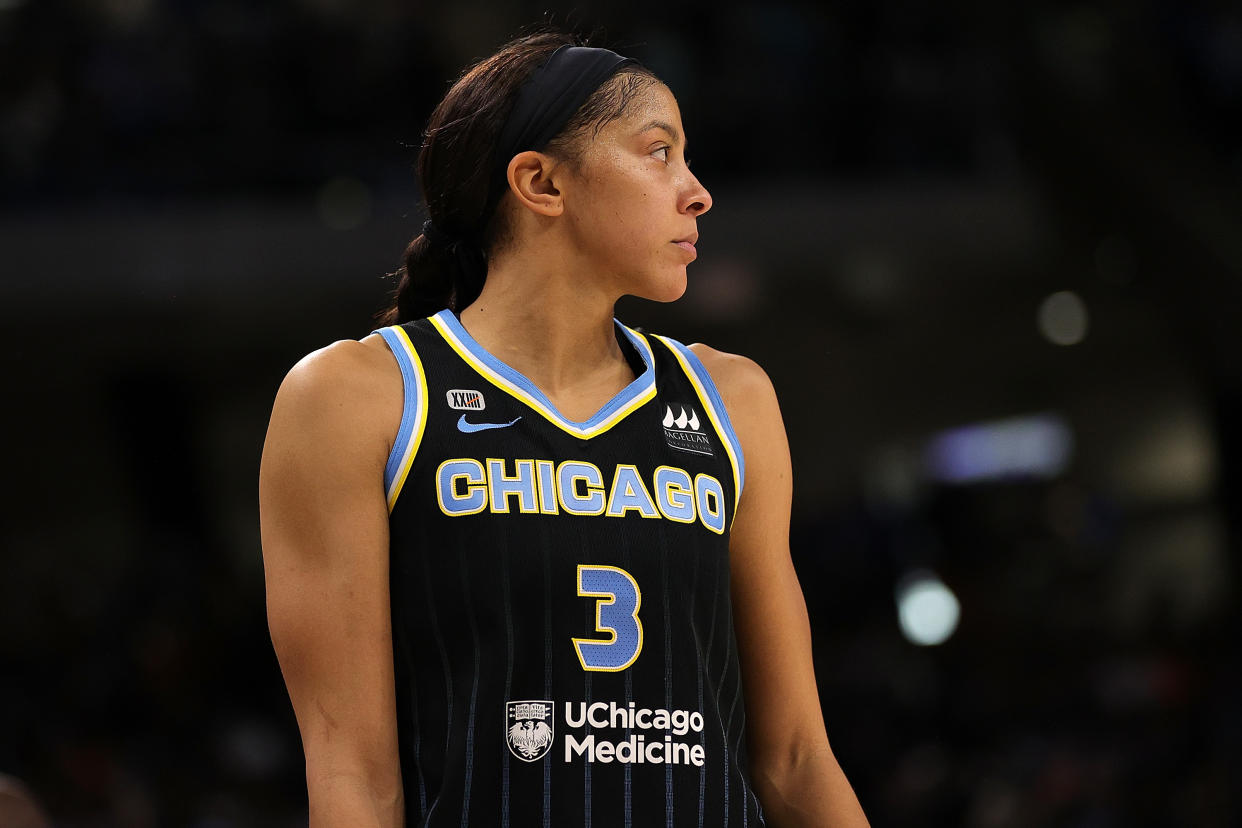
[374,325,429,513]
[652,335,746,519]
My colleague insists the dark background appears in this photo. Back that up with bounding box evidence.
[2,1,1241,825]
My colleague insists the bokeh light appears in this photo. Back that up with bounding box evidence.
[896,572,961,646]
[1037,290,1090,346]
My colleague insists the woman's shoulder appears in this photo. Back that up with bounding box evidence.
[684,343,774,405]
[282,333,400,395]
[270,334,404,450]
[683,343,781,444]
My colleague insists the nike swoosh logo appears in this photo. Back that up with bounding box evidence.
[457,414,522,433]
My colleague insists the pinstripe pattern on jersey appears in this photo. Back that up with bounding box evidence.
[501,545,514,827]
[397,624,429,817]
[724,643,744,828]
[376,325,429,511]
[690,546,707,828]
[421,548,453,824]
[459,550,482,828]
[624,665,634,828]
[708,561,731,826]
[543,545,553,828]
[663,550,675,827]
[428,310,657,439]
[583,668,593,828]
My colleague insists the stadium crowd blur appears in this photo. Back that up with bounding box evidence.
[2,0,1241,825]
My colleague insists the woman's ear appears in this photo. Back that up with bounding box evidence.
[506,151,564,217]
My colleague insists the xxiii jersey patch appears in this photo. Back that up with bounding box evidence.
[373,310,765,827]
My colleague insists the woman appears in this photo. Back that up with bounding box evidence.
[259,31,869,827]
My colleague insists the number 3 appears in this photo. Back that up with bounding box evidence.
[572,565,643,672]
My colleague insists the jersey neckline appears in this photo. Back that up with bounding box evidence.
[427,309,658,439]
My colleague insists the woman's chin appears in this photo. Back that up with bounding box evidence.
[635,272,688,304]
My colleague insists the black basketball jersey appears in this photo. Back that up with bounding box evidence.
[373,309,766,827]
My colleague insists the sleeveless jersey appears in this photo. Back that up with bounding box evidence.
[373,309,766,827]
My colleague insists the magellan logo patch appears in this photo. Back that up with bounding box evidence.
[662,405,714,457]
[447,389,485,410]
[506,700,554,762]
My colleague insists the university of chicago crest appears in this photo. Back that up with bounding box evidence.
[506,700,554,762]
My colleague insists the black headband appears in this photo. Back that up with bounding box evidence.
[492,44,638,191]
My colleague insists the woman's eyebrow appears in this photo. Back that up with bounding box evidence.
[638,119,683,147]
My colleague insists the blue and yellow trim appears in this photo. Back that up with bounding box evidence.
[375,325,429,512]
[428,310,657,439]
[653,335,745,517]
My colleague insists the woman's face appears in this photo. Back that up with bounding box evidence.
[561,82,712,303]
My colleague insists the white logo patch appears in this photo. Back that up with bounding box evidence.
[662,405,714,457]
[506,700,554,762]
[447,389,485,411]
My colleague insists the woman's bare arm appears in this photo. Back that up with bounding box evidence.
[692,345,870,828]
[259,336,405,826]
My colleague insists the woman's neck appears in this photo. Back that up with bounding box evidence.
[457,262,635,418]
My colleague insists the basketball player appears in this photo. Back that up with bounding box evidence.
[259,32,869,827]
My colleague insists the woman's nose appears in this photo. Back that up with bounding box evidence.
[683,175,712,217]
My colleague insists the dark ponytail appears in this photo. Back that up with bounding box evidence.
[376,30,659,326]
[387,225,490,324]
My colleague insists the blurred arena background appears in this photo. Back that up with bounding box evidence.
[2,1,1241,825]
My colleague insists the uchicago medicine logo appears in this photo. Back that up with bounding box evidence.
[506,700,554,762]
[504,699,708,766]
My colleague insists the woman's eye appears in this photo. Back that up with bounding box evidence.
[653,146,670,162]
